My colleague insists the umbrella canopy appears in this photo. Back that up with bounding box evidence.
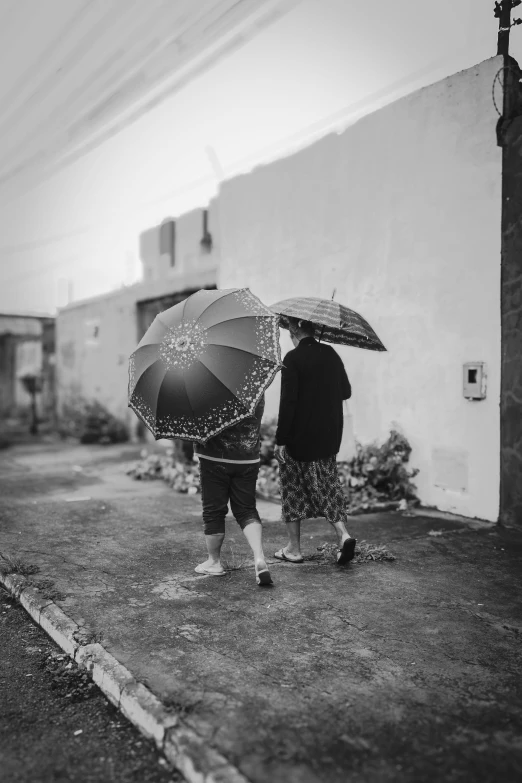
[129,288,282,442]
[270,296,386,352]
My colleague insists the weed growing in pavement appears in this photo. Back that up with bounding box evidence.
[28,578,66,602]
[0,553,40,577]
[220,545,251,572]
[73,626,104,646]
[162,695,199,717]
[0,557,67,600]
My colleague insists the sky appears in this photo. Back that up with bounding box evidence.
[0,0,516,314]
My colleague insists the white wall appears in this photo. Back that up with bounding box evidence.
[217,57,503,522]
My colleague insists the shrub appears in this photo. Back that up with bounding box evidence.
[338,429,419,504]
[58,398,129,445]
[256,422,419,511]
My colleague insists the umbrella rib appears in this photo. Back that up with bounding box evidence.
[184,288,239,325]
[178,371,200,438]
[202,344,280,368]
[191,359,250,411]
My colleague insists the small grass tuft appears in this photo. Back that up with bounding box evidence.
[221,545,251,572]
[0,553,40,577]
[28,577,66,602]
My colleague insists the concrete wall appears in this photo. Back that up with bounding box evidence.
[217,57,503,522]
[56,205,219,428]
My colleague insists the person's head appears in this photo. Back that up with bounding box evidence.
[283,316,315,347]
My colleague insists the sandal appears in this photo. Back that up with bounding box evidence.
[195,563,226,577]
[255,561,273,586]
[274,547,304,564]
[256,568,273,586]
[336,538,357,565]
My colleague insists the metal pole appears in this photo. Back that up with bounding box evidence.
[495,1,519,56]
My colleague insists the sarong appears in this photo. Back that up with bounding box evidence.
[279,451,347,524]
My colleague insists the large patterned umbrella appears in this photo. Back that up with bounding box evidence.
[270,296,386,352]
[129,288,282,442]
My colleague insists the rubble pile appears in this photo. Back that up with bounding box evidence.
[127,448,200,494]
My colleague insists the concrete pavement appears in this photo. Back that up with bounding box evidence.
[1,441,521,783]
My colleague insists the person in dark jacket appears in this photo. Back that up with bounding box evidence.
[274,317,356,565]
[193,395,272,585]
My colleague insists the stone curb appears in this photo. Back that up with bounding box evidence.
[0,570,250,783]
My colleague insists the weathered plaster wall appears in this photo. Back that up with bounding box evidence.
[218,57,503,521]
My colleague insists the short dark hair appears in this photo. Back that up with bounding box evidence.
[285,316,315,336]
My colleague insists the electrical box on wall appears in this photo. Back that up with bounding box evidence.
[463,362,487,400]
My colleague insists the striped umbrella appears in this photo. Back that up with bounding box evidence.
[129,288,282,442]
[270,296,386,352]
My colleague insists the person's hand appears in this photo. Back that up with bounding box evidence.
[274,445,286,463]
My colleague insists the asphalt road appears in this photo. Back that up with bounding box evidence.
[0,585,183,783]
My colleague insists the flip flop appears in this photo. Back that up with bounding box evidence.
[256,567,273,586]
[336,537,357,565]
[274,548,304,564]
[194,563,226,577]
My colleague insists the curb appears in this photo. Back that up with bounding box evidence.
[0,570,250,783]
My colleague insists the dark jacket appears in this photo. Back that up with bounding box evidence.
[275,337,351,462]
[194,396,265,463]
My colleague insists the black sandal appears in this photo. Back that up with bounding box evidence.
[336,538,357,565]
[256,566,273,586]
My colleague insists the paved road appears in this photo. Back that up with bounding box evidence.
[0,584,182,783]
[2,441,522,783]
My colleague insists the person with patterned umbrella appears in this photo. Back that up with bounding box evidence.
[268,297,386,566]
[128,288,282,586]
[270,295,386,351]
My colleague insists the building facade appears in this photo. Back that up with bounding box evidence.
[56,205,219,437]
[55,55,522,524]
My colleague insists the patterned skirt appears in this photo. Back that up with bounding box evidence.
[279,451,347,524]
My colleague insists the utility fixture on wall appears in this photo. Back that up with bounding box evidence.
[200,209,213,252]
